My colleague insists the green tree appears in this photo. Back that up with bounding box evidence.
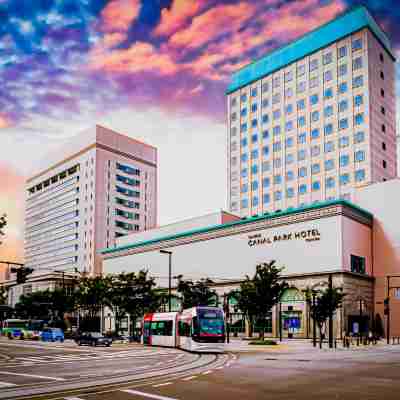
[233,261,288,340]
[176,276,217,309]
[310,287,345,340]
[0,214,6,245]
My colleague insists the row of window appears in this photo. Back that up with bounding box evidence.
[115,197,140,209]
[116,162,140,176]
[239,170,365,207]
[116,174,140,187]
[116,185,140,198]
[115,220,140,231]
[115,208,140,220]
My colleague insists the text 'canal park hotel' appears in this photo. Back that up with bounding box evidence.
[103,7,400,339]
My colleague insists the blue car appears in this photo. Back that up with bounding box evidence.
[41,328,64,342]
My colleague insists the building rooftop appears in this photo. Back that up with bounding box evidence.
[226,6,395,94]
[102,199,373,256]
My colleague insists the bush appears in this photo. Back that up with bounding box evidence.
[248,339,278,345]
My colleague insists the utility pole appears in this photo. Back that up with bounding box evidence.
[160,250,173,312]
[279,301,282,342]
[386,275,390,345]
[328,274,333,349]
[312,291,317,347]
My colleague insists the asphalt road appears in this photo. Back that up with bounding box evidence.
[1,339,400,400]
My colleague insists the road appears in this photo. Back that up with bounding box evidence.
[1,339,400,400]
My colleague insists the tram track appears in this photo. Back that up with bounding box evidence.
[0,351,234,400]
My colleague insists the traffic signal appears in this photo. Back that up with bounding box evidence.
[10,267,34,284]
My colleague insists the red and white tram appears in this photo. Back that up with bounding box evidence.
[143,306,225,353]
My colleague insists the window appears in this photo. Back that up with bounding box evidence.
[286,188,294,198]
[262,130,269,139]
[298,149,306,161]
[324,141,335,153]
[241,183,248,193]
[381,106,386,115]
[310,94,319,105]
[298,167,307,178]
[273,110,281,120]
[251,88,258,97]
[251,103,258,113]
[310,59,319,71]
[274,191,282,201]
[298,116,306,127]
[338,64,347,76]
[285,87,294,98]
[262,146,270,156]
[382,142,386,151]
[380,71,385,80]
[311,163,320,174]
[251,164,258,174]
[339,136,350,148]
[355,150,365,162]
[273,158,282,168]
[323,52,333,65]
[324,105,334,117]
[298,133,307,144]
[251,134,258,143]
[286,153,294,165]
[338,46,347,58]
[381,89,385,98]
[353,57,363,70]
[231,97,237,107]
[325,159,335,171]
[241,137,248,147]
[340,154,350,167]
[240,94,247,103]
[354,113,364,126]
[355,169,366,182]
[382,124,386,133]
[338,82,348,94]
[231,127,237,137]
[299,184,307,194]
[310,77,319,88]
[339,118,348,130]
[324,70,333,82]
[262,98,269,108]
[231,112,237,121]
[241,108,247,117]
[251,181,259,191]
[339,100,348,112]
[262,82,269,93]
[354,131,365,144]
[297,64,306,76]
[241,153,248,162]
[326,177,335,189]
[352,38,362,52]
[380,53,384,63]
[324,123,333,136]
[285,121,293,132]
[312,181,321,191]
[285,104,293,115]
[263,193,270,204]
[274,175,282,184]
[272,93,280,104]
[273,76,280,88]
[241,168,248,178]
[273,126,281,136]
[353,75,363,88]
[286,170,294,181]
[273,141,281,152]
[383,160,387,169]
[297,81,306,93]
[311,128,320,140]
[262,161,270,172]
[251,119,258,128]
[286,137,294,148]
[354,95,363,107]
[297,99,306,110]
[324,88,333,99]
[351,255,366,274]
[311,145,320,157]
[262,177,270,187]
[241,199,248,208]
[311,111,319,122]
[340,173,350,185]
[240,123,247,132]
[251,149,259,159]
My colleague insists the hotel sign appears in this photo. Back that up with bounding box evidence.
[248,229,321,247]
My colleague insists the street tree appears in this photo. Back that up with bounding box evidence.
[310,287,345,340]
[233,261,288,339]
[0,214,6,245]
[176,276,217,309]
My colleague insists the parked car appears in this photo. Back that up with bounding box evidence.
[76,332,112,347]
[41,328,64,342]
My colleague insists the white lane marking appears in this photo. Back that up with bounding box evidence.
[64,397,86,400]
[122,389,179,400]
[152,382,173,388]
[0,371,65,381]
[202,370,212,375]
[0,381,17,388]
[182,376,197,381]
[215,366,224,370]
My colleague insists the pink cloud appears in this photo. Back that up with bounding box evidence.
[101,0,141,33]
[0,114,11,129]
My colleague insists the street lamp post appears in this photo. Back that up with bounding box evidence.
[312,291,317,348]
[328,274,333,349]
[160,250,173,312]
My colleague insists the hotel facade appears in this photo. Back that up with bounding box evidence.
[23,125,157,278]
[226,6,396,218]
[102,7,400,339]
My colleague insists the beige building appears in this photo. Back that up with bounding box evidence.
[24,125,157,277]
[227,6,397,218]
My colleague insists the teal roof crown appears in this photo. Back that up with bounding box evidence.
[226,6,395,94]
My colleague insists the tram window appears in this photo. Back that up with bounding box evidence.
[151,321,173,336]
[178,321,191,337]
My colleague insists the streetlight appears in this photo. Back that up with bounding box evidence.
[160,250,173,312]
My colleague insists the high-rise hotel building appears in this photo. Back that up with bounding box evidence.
[227,6,397,217]
[24,125,157,276]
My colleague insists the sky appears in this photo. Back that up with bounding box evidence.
[0,0,399,264]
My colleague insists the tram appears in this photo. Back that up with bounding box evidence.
[143,306,225,353]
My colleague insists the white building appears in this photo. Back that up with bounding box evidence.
[227,6,397,218]
[24,125,157,277]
